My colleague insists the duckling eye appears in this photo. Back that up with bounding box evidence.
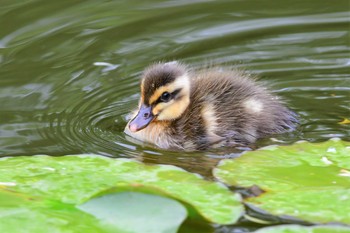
[160,92,171,102]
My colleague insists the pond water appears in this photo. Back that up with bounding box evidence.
[1,0,349,232]
[1,1,349,176]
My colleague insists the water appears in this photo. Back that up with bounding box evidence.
[0,0,349,176]
[1,1,349,232]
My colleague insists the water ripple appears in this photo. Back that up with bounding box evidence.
[0,0,349,172]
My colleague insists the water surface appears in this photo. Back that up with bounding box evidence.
[0,0,349,177]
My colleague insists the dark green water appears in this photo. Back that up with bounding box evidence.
[0,0,349,177]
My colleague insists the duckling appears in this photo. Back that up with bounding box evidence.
[124,61,298,151]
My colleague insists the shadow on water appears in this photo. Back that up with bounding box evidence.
[0,0,349,175]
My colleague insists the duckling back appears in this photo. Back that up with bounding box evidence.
[173,68,297,150]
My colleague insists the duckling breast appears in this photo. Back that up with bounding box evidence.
[124,120,184,150]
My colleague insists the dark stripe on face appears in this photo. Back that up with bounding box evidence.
[153,88,182,105]
[141,63,186,105]
[171,88,181,98]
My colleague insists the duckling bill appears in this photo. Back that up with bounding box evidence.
[124,61,298,151]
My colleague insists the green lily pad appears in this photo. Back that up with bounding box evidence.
[0,188,186,233]
[78,192,187,233]
[254,224,350,233]
[0,154,242,225]
[214,138,350,224]
[0,189,112,233]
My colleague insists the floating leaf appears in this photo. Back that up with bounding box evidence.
[254,224,350,233]
[0,155,242,225]
[214,138,350,224]
[0,189,111,233]
[78,192,187,233]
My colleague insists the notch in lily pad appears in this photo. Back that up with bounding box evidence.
[0,154,243,227]
[214,138,350,225]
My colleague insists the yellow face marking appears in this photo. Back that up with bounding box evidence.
[148,74,190,105]
[140,79,145,103]
[152,102,167,116]
[145,74,190,121]
[149,86,170,105]
[156,96,190,120]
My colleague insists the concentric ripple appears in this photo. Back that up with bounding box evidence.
[39,79,139,156]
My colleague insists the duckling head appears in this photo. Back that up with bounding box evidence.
[129,62,190,132]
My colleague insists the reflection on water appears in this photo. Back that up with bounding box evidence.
[0,0,349,175]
